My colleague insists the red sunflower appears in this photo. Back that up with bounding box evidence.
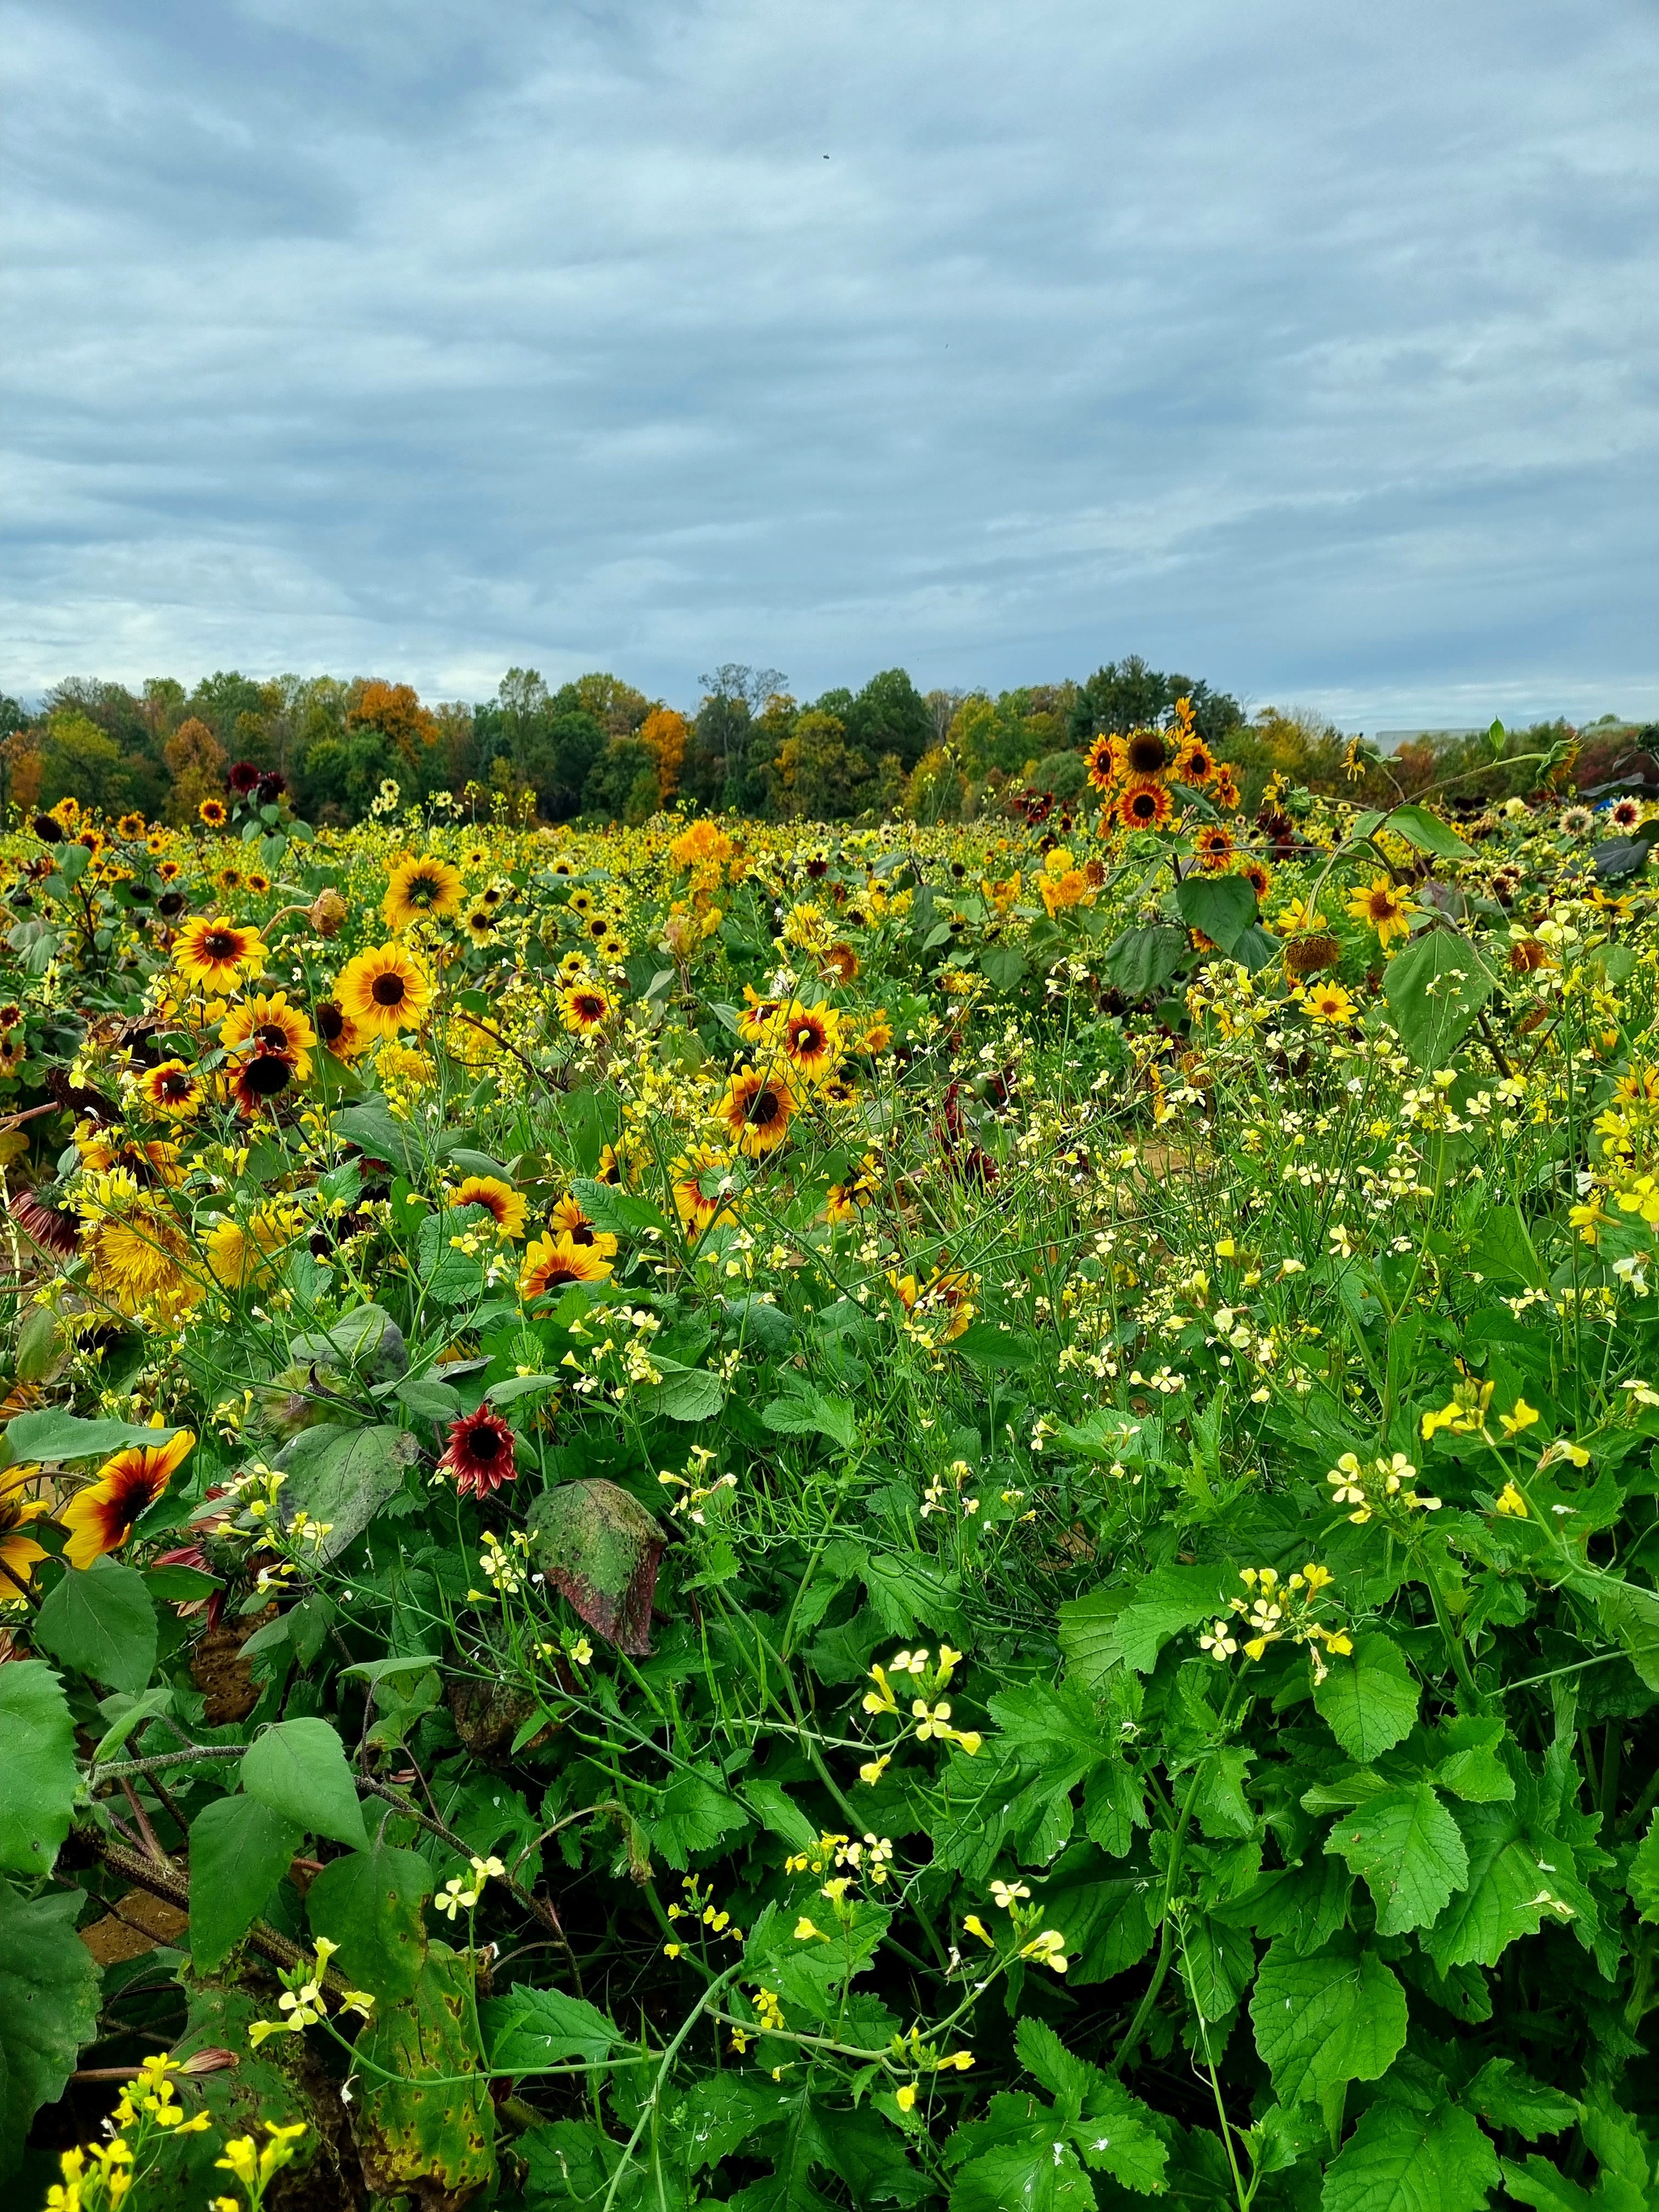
[437,1409,518,1498]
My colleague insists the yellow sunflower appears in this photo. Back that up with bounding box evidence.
[384,854,464,931]
[518,1231,615,1300]
[455,1176,529,1240]
[0,1464,49,1605]
[335,943,435,1039]
[173,916,268,994]
[1345,876,1418,950]
[220,991,317,1080]
[134,1059,202,1119]
[1302,981,1356,1026]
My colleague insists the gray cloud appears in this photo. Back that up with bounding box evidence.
[2,0,1656,723]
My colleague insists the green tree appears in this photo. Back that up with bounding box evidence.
[37,711,156,817]
[773,710,871,820]
[842,668,932,773]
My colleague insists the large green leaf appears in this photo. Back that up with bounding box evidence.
[0,1880,101,2179]
[1312,1633,1420,1760]
[241,1717,369,1849]
[1104,923,1188,999]
[528,1478,666,1655]
[3,1410,186,1461]
[1383,928,1498,1068]
[0,1662,77,1877]
[1320,2099,1498,2212]
[1631,1812,1659,1922]
[32,1555,157,1692]
[1423,1801,1578,1971]
[273,1421,416,1562]
[1249,1935,1409,2106]
[947,2095,1100,2212]
[1384,805,1470,859]
[481,1983,620,2072]
[188,1795,305,1971]
[1176,872,1258,953]
[1324,1783,1468,1933]
[306,1843,432,2001]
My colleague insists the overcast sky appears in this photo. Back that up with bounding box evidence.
[3,0,1656,727]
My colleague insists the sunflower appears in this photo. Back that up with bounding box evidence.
[518,1230,615,1300]
[173,916,268,994]
[549,1193,620,1256]
[84,1196,201,1319]
[1302,980,1356,1027]
[1560,807,1594,837]
[336,943,435,1039]
[463,906,497,946]
[671,1144,738,1233]
[595,1140,638,1187]
[1082,734,1116,795]
[766,1002,842,1086]
[1211,766,1241,811]
[437,1408,518,1499]
[60,1430,195,1569]
[1193,825,1235,873]
[1116,780,1175,833]
[198,798,228,828]
[719,1067,795,1157]
[1240,859,1273,901]
[0,1464,49,1605]
[1113,727,1175,783]
[738,987,786,1043]
[245,869,272,896]
[568,888,596,916]
[384,854,464,931]
[1344,876,1418,950]
[203,1207,296,1289]
[117,812,147,840]
[221,992,317,1080]
[455,1175,529,1240]
[560,982,612,1034]
[1171,735,1217,786]
[821,942,859,983]
[135,1059,202,1119]
[313,998,366,1060]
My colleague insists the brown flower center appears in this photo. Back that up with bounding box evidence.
[371,973,407,1008]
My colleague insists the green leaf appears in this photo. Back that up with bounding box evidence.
[1013,2018,1166,2192]
[567,1175,672,1239]
[1423,1801,1578,1971]
[1249,1935,1409,2107]
[762,1390,856,1447]
[979,943,1027,991]
[952,1320,1040,1369]
[640,1357,725,1422]
[241,1716,369,1849]
[1104,923,1188,999]
[651,1762,749,1869]
[527,1479,667,1655]
[1465,2059,1579,2140]
[1320,2099,1499,2212]
[1384,805,1471,859]
[1383,928,1498,1068]
[1428,1716,1516,1804]
[333,1097,429,1176]
[1176,872,1258,953]
[1113,1564,1235,1673]
[273,1422,416,1562]
[482,1984,619,2071]
[1313,1633,1421,1760]
[188,1795,304,1971]
[339,1652,443,1685]
[1324,1783,1469,1934]
[1631,1812,1659,1922]
[4,1409,186,1461]
[393,1374,463,1423]
[89,1684,173,1767]
[0,1662,77,1878]
[0,1878,101,2179]
[306,1844,433,2001]
[33,1555,157,1691]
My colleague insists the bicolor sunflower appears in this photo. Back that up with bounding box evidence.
[719,1067,795,1157]
[1193,825,1235,872]
[0,1464,49,1605]
[198,798,228,828]
[1345,876,1418,950]
[383,854,464,931]
[549,1194,619,1256]
[313,999,366,1060]
[335,943,434,1039]
[670,1144,739,1234]
[1116,780,1175,832]
[455,1175,529,1240]
[60,1430,195,1569]
[1083,735,1116,795]
[134,1060,202,1119]
[766,1002,842,1087]
[518,1231,614,1300]
[173,916,268,995]
[560,981,612,1034]
[221,992,317,1080]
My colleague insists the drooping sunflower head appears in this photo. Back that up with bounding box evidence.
[335,944,435,1038]
[383,854,464,931]
[173,916,267,993]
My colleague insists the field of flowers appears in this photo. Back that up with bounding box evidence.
[2,715,1658,2211]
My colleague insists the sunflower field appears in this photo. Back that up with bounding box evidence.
[3,725,1659,2212]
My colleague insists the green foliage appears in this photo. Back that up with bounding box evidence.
[0,1663,78,1877]
[0,1882,101,2176]
[33,1557,157,1691]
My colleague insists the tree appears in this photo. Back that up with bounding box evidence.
[187,671,267,744]
[697,666,787,808]
[842,668,932,773]
[162,717,229,825]
[774,710,871,821]
[1068,657,1243,748]
[348,681,440,762]
[0,727,44,816]
[39,712,156,817]
[639,708,689,799]
[582,738,660,824]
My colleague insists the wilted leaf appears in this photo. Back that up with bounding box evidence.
[527,1479,666,1655]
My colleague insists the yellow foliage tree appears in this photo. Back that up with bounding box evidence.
[639,707,689,799]
[162,717,228,825]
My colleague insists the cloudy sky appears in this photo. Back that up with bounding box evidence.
[3,0,1656,727]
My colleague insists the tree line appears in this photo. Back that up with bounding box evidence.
[0,658,1641,829]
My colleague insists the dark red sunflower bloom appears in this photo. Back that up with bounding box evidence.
[437,1408,518,1499]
